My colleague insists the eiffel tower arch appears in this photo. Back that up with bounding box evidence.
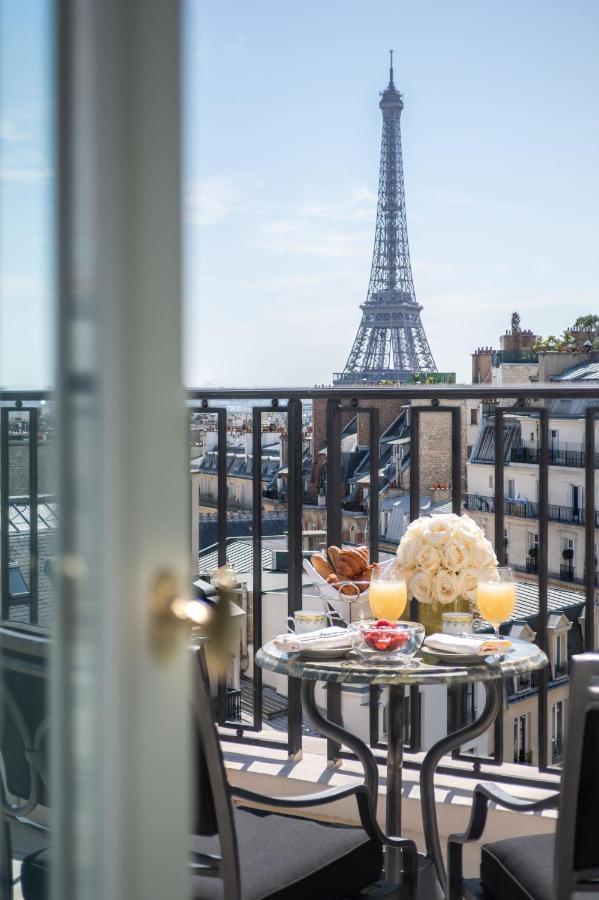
[335,54,437,384]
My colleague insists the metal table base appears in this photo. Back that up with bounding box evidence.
[302,678,503,898]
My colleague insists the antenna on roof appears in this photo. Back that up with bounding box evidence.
[389,49,394,86]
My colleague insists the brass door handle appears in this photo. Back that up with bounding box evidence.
[150,570,209,661]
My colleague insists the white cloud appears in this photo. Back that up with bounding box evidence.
[0,166,52,183]
[185,176,238,225]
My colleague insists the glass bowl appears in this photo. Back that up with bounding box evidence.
[350,619,425,662]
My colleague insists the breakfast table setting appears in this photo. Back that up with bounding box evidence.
[254,513,549,899]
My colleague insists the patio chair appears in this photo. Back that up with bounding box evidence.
[448,652,599,900]
[191,645,418,899]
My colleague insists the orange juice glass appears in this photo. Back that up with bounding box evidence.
[369,565,407,621]
[476,567,516,636]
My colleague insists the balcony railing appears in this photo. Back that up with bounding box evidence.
[525,558,538,574]
[553,661,569,679]
[2,381,598,785]
[511,444,599,469]
[560,563,575,582]
[492,350,539,366]
[552,738,563,764]
[514,749,533,765]
[464,493,599,527]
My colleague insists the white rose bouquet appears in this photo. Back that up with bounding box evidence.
[397,513,498,605]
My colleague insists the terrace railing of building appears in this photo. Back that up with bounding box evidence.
[1,381,598,787]
[512,444,599,469]
[464,493,599,528]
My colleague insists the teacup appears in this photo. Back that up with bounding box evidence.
[442,612,474,635]
[287,610,338,634]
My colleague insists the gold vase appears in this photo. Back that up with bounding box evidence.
[418,596,471,635]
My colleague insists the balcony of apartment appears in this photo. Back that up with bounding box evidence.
[491,350,539,366]
[2,380,598,899]
[511,443,599,469]
[551,738,563,765]
[464,493,599,528]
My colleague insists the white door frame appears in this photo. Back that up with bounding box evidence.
[54,2,190,899]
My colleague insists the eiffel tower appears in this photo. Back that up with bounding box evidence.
[335,53,437,384]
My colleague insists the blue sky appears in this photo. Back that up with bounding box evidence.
[2,1,598,387]
[1,0,54,388]
[183,0,599,385]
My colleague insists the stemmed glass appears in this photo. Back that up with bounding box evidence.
[368,562,407,622]
[476,567,516,637]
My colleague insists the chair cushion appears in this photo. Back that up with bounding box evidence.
[191,806,383,900]
[21,847,50,900]
[480,832,554,900]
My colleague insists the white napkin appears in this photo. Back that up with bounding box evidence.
[423,633,511,656]
[273,626,356,653]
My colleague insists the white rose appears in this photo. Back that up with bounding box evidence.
[424,516,454,548]
[457,566,486,600]
[409,570,434,604]
[434,569,460,605]
[397,534,419,568]
[406,517,428,538]
[471,538,497,569]
[443,540,470,573]
[415,544,442,572]
[457,515,485,548]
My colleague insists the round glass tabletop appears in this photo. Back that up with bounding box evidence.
[255,637,547,687]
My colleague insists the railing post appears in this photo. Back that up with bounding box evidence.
[368,407,380,563]
[29,407,39,624]
[251,407,264,732]
[494,407,505,565]
[217,408,227,566]
[537,407,549,769]
[326,398,343,763]
[584,408,596,651]
[408,406,421,751]
[0,409,9,620]
[287,397,304,759]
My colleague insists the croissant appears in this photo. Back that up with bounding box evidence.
[360,564,374,583]
[311,553,335,580]
[355,546,369,566]
[328,546,366,579]
[332,579,369,596]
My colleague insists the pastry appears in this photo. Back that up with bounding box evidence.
[356,546,369,566]
[311,553,335,580]
[328,546,367,579]
[360,565,374,582]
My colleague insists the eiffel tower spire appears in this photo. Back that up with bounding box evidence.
[335,55,437,384]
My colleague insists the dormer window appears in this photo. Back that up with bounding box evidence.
[509,624,536,692]
[547,613,572,678]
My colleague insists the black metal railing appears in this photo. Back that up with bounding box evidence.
[515,674,532,693]
[2,381,598,784]
[553,662,569,679]
[492,350,539,366]
[514,749,533,765]
[560,563,575,582]
[511,444,599,469]
[526,558,538,574]
[464,493,599,527]
[552,738,563,764]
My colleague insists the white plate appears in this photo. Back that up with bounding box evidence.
[423,646,513,665]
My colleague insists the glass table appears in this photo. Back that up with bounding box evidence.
[256,638,548,898]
